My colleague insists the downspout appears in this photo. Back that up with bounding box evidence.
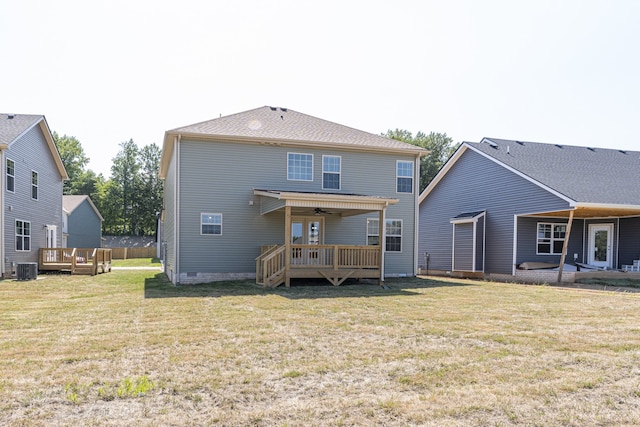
[174,135,181,284]
[0,146,5,277]
[413,156,420,276]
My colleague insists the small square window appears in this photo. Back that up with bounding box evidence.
[287,153,313,181]
[201,213,222,235]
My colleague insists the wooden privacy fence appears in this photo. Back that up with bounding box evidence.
[109,246,157,259]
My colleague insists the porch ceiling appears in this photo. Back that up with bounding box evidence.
[253,189,399,217]
[530,206,640,218]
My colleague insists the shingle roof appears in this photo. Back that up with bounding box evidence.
[0,113,43,145]
[63,195,104,221]
[166,106,424,153]
[468,138,640,205]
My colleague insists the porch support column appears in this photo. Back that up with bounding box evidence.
[557,210,575,283]
[284,205,292,287]
[379,208,386,285]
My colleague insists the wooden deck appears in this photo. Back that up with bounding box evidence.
[256,244,381,287]
[39,248,113,275]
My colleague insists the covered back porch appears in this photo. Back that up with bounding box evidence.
[254,190,398,287]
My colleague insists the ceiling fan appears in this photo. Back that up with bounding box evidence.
[314,207,332,215]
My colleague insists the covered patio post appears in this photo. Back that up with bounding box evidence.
[379,208,385,285]
[557,210,574,283]
[284,205,291,287]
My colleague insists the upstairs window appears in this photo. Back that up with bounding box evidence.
[31,171,38,200]
[322,155,341,190]
[201,213,222,235]
[396,161,413,193]
[16,220,31,251]
[366,218,403,252]
[6,159,14,192]
[537,223,566,254]
[287,153,313,181]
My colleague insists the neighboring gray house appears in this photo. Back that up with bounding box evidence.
[159,106,426,286]
[418,138,640,282]
[0,113,68,277]
[63,195,103,248]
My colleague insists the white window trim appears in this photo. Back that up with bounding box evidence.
[31,170,39,201]
[367,218,403,253]
[16,219,31,252]
[396,160,414,194]
[287,152,314,182]
[6,158,15,193]
[201,213,223,236]
[322,155,341,190]
[536,222,566,255]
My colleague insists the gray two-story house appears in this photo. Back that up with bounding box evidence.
[0,114,68,277]
[419,138,640,282]
[160,106,426,286]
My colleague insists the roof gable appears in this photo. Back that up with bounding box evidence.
[63,195,104,221]
[420,138,640,207]
[161,106,425,178]
[0,113,69,179]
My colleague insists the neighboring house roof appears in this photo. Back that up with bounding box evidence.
[420,137,640,209]
[0,113,69,179]
[63,195,104,221]
[161,106,426,178]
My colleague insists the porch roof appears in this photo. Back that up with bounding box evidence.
[253,189,399,217]
[528,204,640,219]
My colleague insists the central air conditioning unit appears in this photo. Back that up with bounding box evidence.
[16,263,38,280]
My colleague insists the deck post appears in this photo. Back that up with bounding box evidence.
[557,210,574,283]
[284,205,291,287]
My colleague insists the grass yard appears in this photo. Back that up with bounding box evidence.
[2,272,640,426]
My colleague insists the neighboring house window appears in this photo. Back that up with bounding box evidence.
[6,158,15,192]
[31,171,38,200]
[366,218,403,252]
[322,155,341,190]
[16,220,31,251]
[287,153,313,181]
[396,160,413,193]
[201,213,222,235]
[537,223,566,255]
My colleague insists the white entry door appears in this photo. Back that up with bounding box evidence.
[588,224,613,268]
[46,225,57,248]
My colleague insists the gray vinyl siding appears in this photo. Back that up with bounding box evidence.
[4,125,64,271]
[476,215,484,271]
[67,201,102,248]
[453,223,473,271]
[162,146,177,281]
[419,148,571,275]
[174,139,417,277]
[516,217,584,266]
[619,217,640,267]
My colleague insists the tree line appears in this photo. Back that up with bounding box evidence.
[53,133,163,236]
[53,129,456,237]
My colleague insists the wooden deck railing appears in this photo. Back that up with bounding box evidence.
[39,248,112,275]
[256,244,381,287]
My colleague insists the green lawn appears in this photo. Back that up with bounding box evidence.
[111,257,161,267]
[2,273,640,426]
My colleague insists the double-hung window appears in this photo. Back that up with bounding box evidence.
[287,153,313,181]
[537,223,566,254]
[31,171,38,200]
[6,159,14,192]
[396,160,413,193]
[322,155,341,190]
[201,213,222,235]
[16,220,31,251]
[366,218,403,252]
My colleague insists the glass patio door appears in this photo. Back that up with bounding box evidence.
[291,217,323,263]
[588,224,613,268]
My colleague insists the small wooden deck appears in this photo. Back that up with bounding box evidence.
[256,244,381,287]
[39,248,113,275]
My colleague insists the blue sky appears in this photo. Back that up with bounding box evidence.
[2,0,639,176]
